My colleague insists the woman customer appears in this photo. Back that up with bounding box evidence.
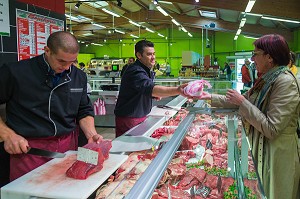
[197,34,300,199]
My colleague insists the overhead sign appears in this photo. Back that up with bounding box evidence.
[16,9,64,61]
[0,0,10,36]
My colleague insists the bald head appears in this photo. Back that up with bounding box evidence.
[47,31,79,54]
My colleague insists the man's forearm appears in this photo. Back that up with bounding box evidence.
[78,116,98,140]
[152,85,180,98]
[0,117,16,142]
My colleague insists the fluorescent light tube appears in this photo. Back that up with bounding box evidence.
[234,35,238,40]
[82,32,94,36]
[188,32,193,37]
[244,35,259,39]
[130,34,139,38]
[146,28,154,33]
[91,43,103,46]
[261,16,300,24]
[102,8,120,17]
[115,29,125,34]
[129,20,141,27]
[159,1,173,4]
[171,19,180,26]
[91,22,105,28]
[156,6,168,16]
[245,0,256,13]
[236,29,242,35]
[181,27,187,32]
[242,12,262,17]
[239,18,246,27]
[157,33,164,37]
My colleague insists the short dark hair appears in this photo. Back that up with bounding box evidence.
[290,51,296,64]
[253,34,290,66]
[135,40,154,58]
[47,31,79,54]
[128,57,135,61]
[79,62,85,67]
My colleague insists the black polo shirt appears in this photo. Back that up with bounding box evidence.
[114,60,155,118]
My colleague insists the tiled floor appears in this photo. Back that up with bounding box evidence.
[96,127,115,140]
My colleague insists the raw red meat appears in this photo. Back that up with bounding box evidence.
[204,174,218,189]
[66,140,112,179]
[174,151,196,162]
[179,136,199,150]
[167,163,186,183]
[177,168,206,190]
[151,127,175,139]
[156,184,190,199]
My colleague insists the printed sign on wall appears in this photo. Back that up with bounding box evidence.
[16,9,64,61]
[0,0,10,36]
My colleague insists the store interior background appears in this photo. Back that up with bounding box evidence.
[1,0,300,138]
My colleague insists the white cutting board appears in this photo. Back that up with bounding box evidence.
[1,151,128,199]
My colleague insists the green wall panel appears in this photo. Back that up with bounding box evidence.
[77,53,95,66]
[79,28,298,73]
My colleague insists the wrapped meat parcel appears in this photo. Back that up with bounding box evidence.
[66,140,112,180]
[183,80,212,97]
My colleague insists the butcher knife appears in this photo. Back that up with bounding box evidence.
[110,135,161,153]
[27,147,66,158]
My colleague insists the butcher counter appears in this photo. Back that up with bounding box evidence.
[0,95,266,199]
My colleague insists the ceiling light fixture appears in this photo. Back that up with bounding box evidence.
[181,27,187,32]
[91,22,106,28]
[91,43,103,46]
[130,34,139,38]
[188,32,193,37]
[195,0,199,2]
[261,16,300,24]
[102,8,120,17]
[153,0,158,5]
[171,19,180,26]
[242,12,262,17]
[82,32,94,36]
[245,0,256,13]
[156,6,169,16]
[145,28,155,33]
[115,29,125,34]
[160,1,173,4]
[234,35,238,40]
[244,35,260,39]
[199,10,217,19]
[157,33,164,37]
[74,2,82,9]
[236,29,242,35]
[129,20,141,27]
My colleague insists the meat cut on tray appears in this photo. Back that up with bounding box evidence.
[66,140,112,180]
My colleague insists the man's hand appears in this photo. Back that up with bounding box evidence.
[177,83,189,97]
[3,133,29,154]
[87,134,103,144]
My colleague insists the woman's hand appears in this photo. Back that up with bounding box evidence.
[225,89,245,106]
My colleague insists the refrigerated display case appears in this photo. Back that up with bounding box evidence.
[95,99,266,199]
